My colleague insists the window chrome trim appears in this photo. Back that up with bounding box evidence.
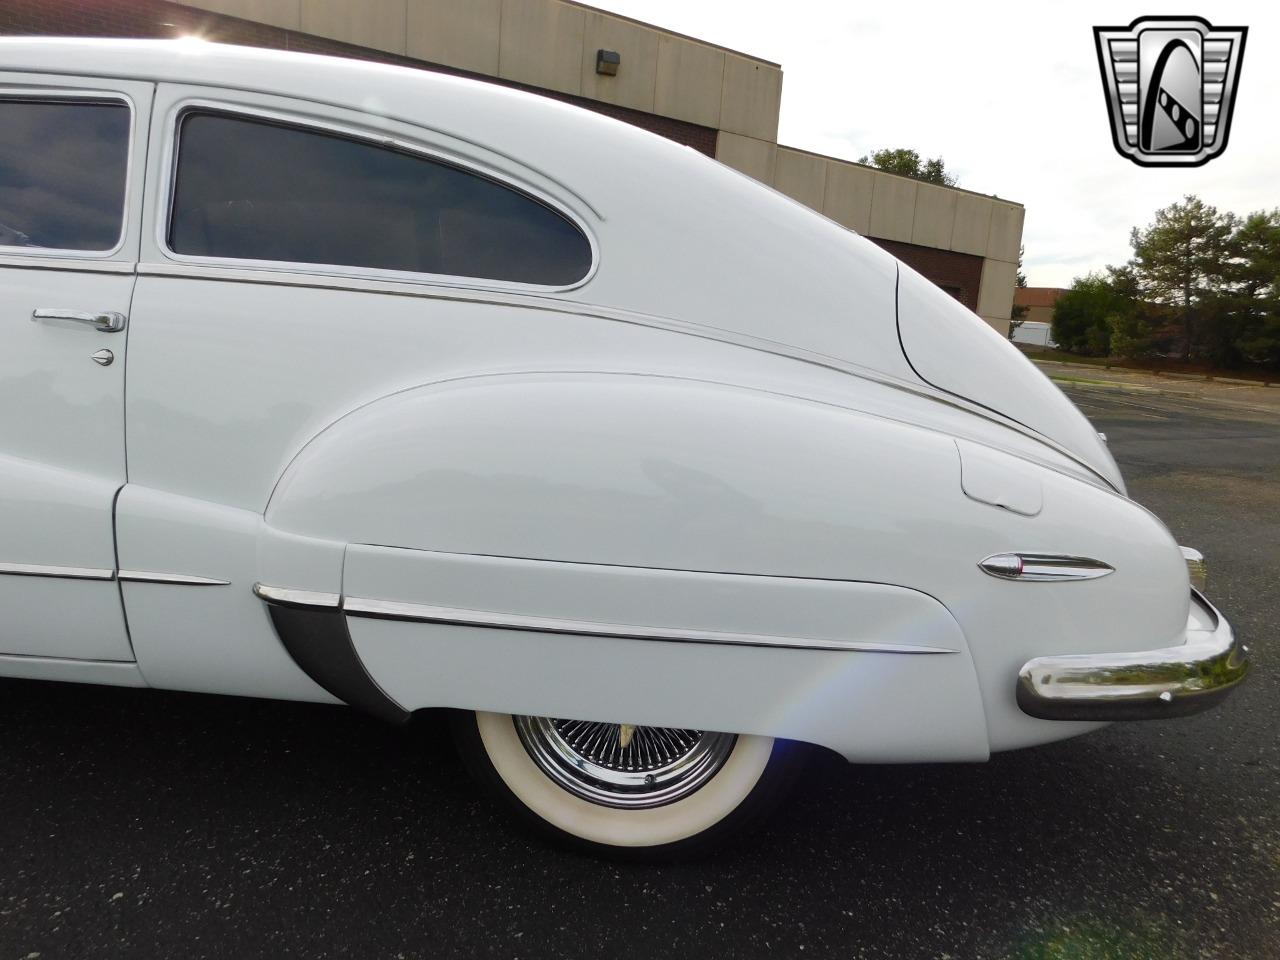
[0,88,137,261]
[154,98,600,296]
[0,254,135,274]
[253,583,956,655]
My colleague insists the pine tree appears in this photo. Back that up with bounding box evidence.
[1126,195,1236,361]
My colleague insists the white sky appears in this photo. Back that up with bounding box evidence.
[589,1,1277,288]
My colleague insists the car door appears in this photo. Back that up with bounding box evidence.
[0,75,151,662]
[114,84,597,700]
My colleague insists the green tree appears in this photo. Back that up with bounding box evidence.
[1125,195,1236,361]
[1108,312,1156,360]
[1051,272,1128,356]
[857,148,957,187]
[1007,246,1029,339]
[1217,210,1280,368]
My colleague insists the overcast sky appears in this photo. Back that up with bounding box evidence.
[591,1,1276,288]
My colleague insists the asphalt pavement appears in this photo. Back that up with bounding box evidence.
[1,381,1277,960]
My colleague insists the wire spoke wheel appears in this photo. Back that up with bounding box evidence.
[514,715,737,809]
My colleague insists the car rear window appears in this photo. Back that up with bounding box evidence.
[168,112,593,287]
[0,99,130,252]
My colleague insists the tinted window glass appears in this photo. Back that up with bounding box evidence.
[0,100,130,251]
[169,113,592,286]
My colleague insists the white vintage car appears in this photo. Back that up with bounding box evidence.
[0,39,1248,856]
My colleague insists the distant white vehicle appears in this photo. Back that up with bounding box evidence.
[1012,320,1059,349]
[0,38,1248,857]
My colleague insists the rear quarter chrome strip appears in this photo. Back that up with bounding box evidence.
[253,583,342,609]
[341,596,957,654]
[253,584,955,653]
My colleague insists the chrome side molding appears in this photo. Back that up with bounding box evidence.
[0,563,228,585]
[0,562,115,581]
[256,584,957,655]
[979,553,1115,582]
[252,583,342,609]
[118,570,230,586]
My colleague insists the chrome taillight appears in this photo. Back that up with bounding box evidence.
[978,553,1115,581]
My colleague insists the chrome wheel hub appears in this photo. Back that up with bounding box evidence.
[514,716,737,809]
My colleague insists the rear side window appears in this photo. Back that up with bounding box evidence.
[168,112,593,286]
[0,99,130,251]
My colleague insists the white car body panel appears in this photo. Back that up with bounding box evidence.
[896,267,1122,488]
[0,652,147,687]
[114,485,340,703]
[0,71,153,662]
[344,546,992,763]
[0,40,1244,764]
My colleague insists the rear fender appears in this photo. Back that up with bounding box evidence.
[258,373,1191,756]
[263,373,992,761]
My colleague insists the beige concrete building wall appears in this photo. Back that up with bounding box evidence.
[176,0,783,137]
[911,183,957,251]
[498,0,585,95]
[406,0,501,75]
[579,9,658,109]
[773,146,827,210]
[653,33,724,127]
[820,161,875,234]
[720,53,781,141]
[302,0,406,55]
[716,132,777,184]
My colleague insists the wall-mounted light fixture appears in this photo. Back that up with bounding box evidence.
[596,49,620,76]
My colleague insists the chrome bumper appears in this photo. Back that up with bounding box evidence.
[1016,590,1249,721]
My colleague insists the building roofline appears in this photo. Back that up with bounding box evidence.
[776,142,1024,207]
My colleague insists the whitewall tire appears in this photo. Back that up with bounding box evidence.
[452,711,803,858]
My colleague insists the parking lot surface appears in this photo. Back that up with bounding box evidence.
[1,382,1276,960]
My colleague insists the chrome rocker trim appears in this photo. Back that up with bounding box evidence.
[1016,590,1249,721]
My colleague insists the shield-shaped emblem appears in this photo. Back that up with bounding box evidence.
[1094,16,1247,167]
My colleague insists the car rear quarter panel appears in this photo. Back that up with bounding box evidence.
[264,374,1191,755]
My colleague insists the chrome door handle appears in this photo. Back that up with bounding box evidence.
[32,308,127,333]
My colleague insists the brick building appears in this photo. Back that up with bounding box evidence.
[1,0,1025,330]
